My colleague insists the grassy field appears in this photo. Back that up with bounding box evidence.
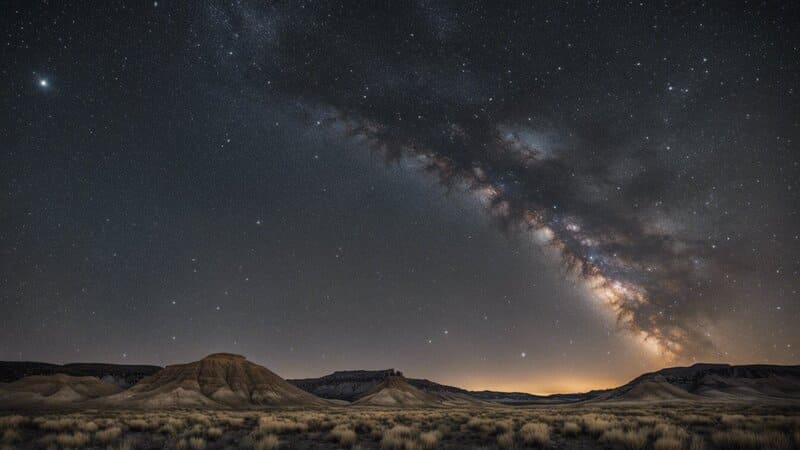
[1,403,799,449]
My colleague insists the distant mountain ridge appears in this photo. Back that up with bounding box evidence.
[0,361,162,388]
[289,363,800,404]
[3,356,799,408]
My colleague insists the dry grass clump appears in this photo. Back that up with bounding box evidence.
[158,417,186,435]
[579,413,617,436]
[0,415,27,429]
[465,417,494,433]
[330,424,357,447]
[205,426,223,439]
[95,426,122,443]
[187,413,212,427]
[215,415,245,428]
[126,418,153,431]
[681,414,715,426]
[116,437,136,450]
[653,423,688,446]
[720,414,746,426]
[496,431,515,449]
[302,413,336,431]
[38,417,74,431]
[77,419,99,432]
[55,431,91,448]
[496,419,515,433]
[419,430,441,449]
[598,427,649,450]
[654,436,684,450]
[177,436,207,450]
[710,429,792,450]
[381,425,416,450]
[562,421,580,436]
[257,416,308,434]
[520,422,549,446]
[464,416,512,435]
[253,433,280,450]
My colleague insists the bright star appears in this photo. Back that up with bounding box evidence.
[39,79,48,87]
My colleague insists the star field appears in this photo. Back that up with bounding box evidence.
[1,1,798,393]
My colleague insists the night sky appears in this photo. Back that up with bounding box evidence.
[2,1,799,394]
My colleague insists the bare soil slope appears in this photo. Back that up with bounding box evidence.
[0,374,122,407]
[100,353,327,408]
[353,375,480,407]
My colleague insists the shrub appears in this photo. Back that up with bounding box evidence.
[598,428,649,450]
[257,416,308,434]
[330,424,357,447]
[419,430,441,449]
[188,436,206,450]
[465,417,494,433]
[710,430,791,450]
[254,433,280,450]
[95,426,122,443]
[654,436,684,450]
[496,431,515,449]
[720,414,746,426]
[579,413,616,436]
[55,431,91,448]
[381,425,416,450]
[520,422,549,446]
[563,421,580,436]
[682,414,714,426]
[217,415,245,428]
[39,418,74,431]
[78,420,99,432]
[0,415,26,429]
[205,427,223,439]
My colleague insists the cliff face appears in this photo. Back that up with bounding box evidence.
[289,369,402,402]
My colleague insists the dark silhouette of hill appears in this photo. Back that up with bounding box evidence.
[290,363,800,404]
[289,369,604,404]
[0,361,161,388]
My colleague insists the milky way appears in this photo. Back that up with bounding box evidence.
[197,2,799,361]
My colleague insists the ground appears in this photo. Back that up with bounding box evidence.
[0,402,799,449]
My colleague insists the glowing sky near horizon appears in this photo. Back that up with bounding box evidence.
[1,1,798,393]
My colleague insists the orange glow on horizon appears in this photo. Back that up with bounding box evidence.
[453,374,623,396]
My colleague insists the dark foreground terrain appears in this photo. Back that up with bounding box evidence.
[1,402,799,450]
